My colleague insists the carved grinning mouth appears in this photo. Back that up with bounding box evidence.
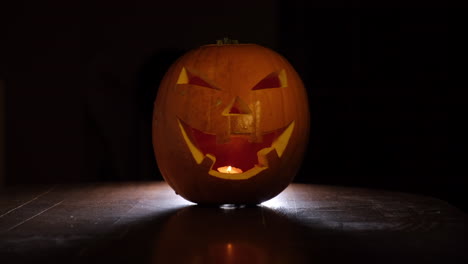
[177,118,294,180]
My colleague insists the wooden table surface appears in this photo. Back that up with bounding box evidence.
[0,181,467,264]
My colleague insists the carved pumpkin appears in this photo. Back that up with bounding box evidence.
[152,40,309,204]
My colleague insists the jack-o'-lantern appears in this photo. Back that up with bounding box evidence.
[152,39,309,204]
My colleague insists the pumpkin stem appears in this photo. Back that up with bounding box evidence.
[217,38,239,45]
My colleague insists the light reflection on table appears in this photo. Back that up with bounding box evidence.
[0,182,466,264]
[152,205,306,264]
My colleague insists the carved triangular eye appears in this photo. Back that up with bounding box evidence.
[177,67,220,90]
[222,96,252,116]
[252,69,287,90]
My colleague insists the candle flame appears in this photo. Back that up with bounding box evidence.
[217,165,242,174]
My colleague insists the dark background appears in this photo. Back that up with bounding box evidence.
[1,1,466,211]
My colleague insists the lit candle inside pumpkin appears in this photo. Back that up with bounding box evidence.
[217,165,243,174]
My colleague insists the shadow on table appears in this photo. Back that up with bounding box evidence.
[81,205,306,263]
[80,204,467,264]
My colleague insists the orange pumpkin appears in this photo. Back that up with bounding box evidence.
[152,40,309,204]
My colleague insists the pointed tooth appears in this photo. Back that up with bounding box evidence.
[271,121,295,158]
[257,147,280,167]
[200,154,215,171]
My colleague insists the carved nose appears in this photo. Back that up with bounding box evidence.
[224,96,252,115]
[222,96,253,135]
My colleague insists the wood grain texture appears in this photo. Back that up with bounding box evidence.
[0,182,466,264]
